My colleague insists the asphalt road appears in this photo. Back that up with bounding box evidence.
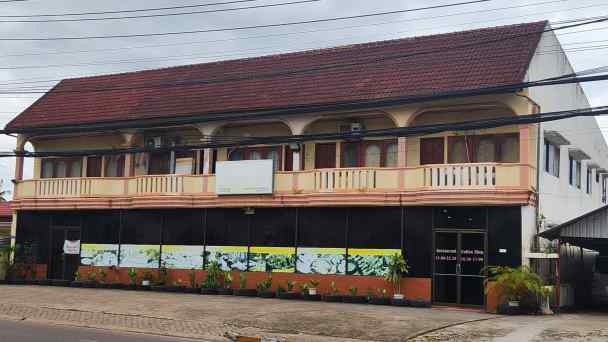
[0,319,202,342]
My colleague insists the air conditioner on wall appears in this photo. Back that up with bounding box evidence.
[339,122,364,133]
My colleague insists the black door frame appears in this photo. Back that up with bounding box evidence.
[432,229,487,307]
[48,225,81,280]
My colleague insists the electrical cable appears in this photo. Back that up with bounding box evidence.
[0,0,322,23]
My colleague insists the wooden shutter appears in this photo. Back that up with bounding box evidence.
[86,157,102,177]
[315,143,336,169]
[420,138,445,165]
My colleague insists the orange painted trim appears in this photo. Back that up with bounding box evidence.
[11,188,535,211]
[76,265,432,300]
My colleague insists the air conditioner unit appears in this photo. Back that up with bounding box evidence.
[145,136,163,148]
[339,122,364,133]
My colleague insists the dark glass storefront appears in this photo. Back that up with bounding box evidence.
[14,206,522,306]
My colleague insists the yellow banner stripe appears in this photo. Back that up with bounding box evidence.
[297,247,346,255]
[206,245,248,253]
[249,247,295,255]
[348,249,401,256]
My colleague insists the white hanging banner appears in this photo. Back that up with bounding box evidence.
[63,240,81,255]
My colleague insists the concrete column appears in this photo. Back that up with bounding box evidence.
[292,150,301,171]
[202,148,212,175]
[397,137,407,167]
[519,124,531,188]
[10,211,17,262]
[13,135,28,181]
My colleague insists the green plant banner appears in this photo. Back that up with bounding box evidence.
[205,246,248,272]
[296,247,346,275]
[80,244,119,267]
[119,245,160,268]
[347,249,402,276]
[249,247,295,273]
[161,245,204,269]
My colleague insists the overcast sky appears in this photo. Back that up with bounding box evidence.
[1,0,607,198]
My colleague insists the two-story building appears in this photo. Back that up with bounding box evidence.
[4,20,607,308]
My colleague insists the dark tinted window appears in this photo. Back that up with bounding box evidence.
[162,210,203,245]
[82,211,120,244]
[433,207,486,229]
[251,208,295,247]
[121,211,161,244]
[488,207,521,268]
[298,208,346,247]
[405,207,433,277]
[15,212,50,264]
[206,208,249,246]
[348,207,401,249]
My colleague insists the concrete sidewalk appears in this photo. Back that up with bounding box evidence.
[0,285,491,341]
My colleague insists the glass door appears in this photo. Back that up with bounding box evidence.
[433,231,486,306]
[49,227,81,280]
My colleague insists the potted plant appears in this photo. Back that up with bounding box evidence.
[278,280,300,300]
[484,266,546,315]
[409,297,432,308]
[233,272,257,297]
[82,271,98,288]
[343,286,367,304]
[369,288,391,305]
[97,270,109,288]
[307,279,320,296]
[323,281,343,302]
[140,271,154,289]
[300,282,320,301]
[201,261,221,295]
[256,273,275,298]
[385,253,409,304]
[70,270,84,287]
[127,268,138,290]
[217,272,233,295]
[185,269,200,294]
[168,279,187,293]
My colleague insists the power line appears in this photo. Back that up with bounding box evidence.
[0,0,497,41]
[0,0,261,17]
[4,106,608,157]
[0,0,567,60]
[0,17,604,96]
[0,0,321,23]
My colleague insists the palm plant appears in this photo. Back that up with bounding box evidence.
[384,253,409,296]
[483,266,545,305]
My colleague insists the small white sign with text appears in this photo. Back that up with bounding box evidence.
[216,159,274,195]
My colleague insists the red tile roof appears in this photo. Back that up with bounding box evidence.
[0,201,11,217]
[6,21,546,130]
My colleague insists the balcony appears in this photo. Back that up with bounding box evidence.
[12,163,536,209]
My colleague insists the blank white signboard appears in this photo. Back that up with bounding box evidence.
[216,159,274,195]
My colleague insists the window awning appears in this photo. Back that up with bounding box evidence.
[544,130,570,146]
[587,162,600,169]
[569,148,591,161]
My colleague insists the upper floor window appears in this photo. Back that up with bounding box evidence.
[569,157,581,188]
[341,140,397,168]
[441,133,519,165]
[603,176,607,203]
[41,157,82,178]
[544,140,560,177]
[586,167,593,194]
[228,146,281,171]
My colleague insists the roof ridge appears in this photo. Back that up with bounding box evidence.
[62,20,547,83]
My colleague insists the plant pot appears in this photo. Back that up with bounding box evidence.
[497,303,522,315]
[141,280,151,287]
[184,287,201,294]
[508,301,520,307]
[301,293,321,301]
[39,279,52,286]
[8,279,26,285]
[108,283,125,290]
[342,295,368,304]
[308,288,318,295]
[393,294,405,300]
[410,298,431,308]
[70,281,84,287]
[217,288,234,295]
[200,288,219,295]
[258,291,275,298]
[323,294,343,302]
[125,284,138,290]
[170,286,187,293]
[233,288,258,297]
[391,298,410,306]
[28,280,41,285]
[97,283,111,289]
[136,285,151,291]
[278,292,301,300]
[82,281,97,288]
[369,297,391,305]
